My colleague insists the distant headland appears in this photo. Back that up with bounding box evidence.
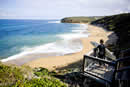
[61,16,103,23]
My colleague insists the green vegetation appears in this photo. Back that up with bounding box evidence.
[34,67,50,76]
[61,16,103,23]
[0,62,32,86]
[91,13,130,50]
[0,63,67,87]
[11,77,67,87]
[33,67,57,77]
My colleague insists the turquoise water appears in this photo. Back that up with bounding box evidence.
[0,19,88,60]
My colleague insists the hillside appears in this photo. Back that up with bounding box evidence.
[91,13,130,50]
[0,62,67,87]
[61,16,103,23]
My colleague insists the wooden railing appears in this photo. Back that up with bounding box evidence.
[82,55,130,86]
[82,55,117,84]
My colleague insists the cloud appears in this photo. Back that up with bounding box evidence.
[127,6,130,10]
[0,0,130,19]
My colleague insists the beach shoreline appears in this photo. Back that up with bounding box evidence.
[3,24,117,70]
[1,23,87,64]
[23,24,115,70]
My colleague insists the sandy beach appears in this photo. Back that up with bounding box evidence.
[24,24,114,70]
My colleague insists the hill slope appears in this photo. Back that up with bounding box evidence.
[0,62,66,87]
[91,13,130,50]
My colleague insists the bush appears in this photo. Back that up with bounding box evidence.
[34,67,57,77]
[0,64,67,87]
[11,77,67,87]
[34,67,49,77]
[0,63,25,86]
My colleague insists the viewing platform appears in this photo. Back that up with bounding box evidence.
[81,48,130,87]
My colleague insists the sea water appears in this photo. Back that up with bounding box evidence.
[0,19,88,62]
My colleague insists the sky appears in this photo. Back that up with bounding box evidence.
[0,0,130,19]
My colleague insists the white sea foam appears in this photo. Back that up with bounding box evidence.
[1,39,83,62]
[48,20,61,23]
[1,24,88,63]
[57,33,88,40]
[58,24,89,39]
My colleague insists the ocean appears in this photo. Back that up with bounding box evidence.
[0,19,88,62]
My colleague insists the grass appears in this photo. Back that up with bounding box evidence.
[11,77,67,87]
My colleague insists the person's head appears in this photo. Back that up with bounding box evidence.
[100,39,104,44]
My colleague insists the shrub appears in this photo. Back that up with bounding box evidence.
[0,64,67,87]
[11,77,67,87]
[34,67,57,77]
[34,67,49,77]
[0,63,33,87]
[0,64,24,85]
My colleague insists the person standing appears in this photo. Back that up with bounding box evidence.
[96,39,106,65]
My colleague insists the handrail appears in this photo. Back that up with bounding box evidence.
[116,56,130,62]
[83,55,130,79]
[82,50,130,86]
[82,55,118,84]
[116,66,130,72]
[121,48,130,53]
[84,55,116,66]
[83,71,112,84]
